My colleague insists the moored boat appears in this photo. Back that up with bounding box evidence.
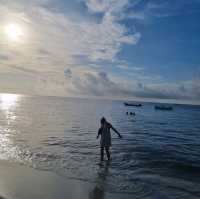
[124,102,142,107]
[155,105,173,111]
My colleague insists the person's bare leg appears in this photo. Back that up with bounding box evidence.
[105,147,110,161]
[101,147,104,161]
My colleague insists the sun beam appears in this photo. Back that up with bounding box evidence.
[5,24,23,41]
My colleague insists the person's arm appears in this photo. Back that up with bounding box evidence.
[97,128,102,139]
[111,125,122,138]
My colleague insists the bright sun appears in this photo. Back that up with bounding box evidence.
[5,24,23,41]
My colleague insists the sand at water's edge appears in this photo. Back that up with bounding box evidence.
[0,160,91,199]
[0,161,132,199]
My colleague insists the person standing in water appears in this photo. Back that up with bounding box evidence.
[97,117,122,161]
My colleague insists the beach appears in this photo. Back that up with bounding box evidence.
[0,160,89,199]
[0,160,135,199]
[1,160,200,199]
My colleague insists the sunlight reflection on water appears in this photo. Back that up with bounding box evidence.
[0,93,19,110]
[0,94,23,161]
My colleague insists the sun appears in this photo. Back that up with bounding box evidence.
[5,24,23,41]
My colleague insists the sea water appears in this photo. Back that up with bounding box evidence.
[0,94,200,198]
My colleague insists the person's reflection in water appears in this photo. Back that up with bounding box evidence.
[89,161,110,199]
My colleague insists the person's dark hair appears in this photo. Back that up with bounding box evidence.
[101,117,106,124]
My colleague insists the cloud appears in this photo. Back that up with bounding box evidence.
[0,72,36,94]
[0,0,141,95]
[124,0,200,22]
[0,54,10,61]
[64,68,72,78]
[86,0,109,13]
[132,80,200,101]
[85,0,130,15]
[64,70,200,101]
[71,70,132,97]
[0,0,140,73]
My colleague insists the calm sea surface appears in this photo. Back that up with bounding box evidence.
[0,94,200,198]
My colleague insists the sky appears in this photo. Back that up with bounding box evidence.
[0,0,200,104]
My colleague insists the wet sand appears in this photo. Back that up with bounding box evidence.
[0,161,132,199]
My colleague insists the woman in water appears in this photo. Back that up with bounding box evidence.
[97,117,122,161]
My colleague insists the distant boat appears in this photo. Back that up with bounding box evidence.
[124,102,142,107]
[155,105,173,111]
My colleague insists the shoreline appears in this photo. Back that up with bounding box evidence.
[0,160,132,199]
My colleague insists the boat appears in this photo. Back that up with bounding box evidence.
[124,102,142,107]
[154,105,173,111]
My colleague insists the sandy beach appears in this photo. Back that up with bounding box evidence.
[0,161,133,199]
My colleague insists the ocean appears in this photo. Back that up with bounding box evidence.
[0,93,200,198]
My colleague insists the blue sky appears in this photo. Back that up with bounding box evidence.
[0,0,200,104]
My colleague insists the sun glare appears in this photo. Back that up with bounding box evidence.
[5,24,23,41]
[0,94,19,110]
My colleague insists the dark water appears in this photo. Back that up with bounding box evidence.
[0,94,200,198]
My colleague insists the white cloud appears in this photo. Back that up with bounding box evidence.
[68,68,200,102]
[86,0,109,13]
[85,0,128,14]
[0,0,141,96]
[0,0,139,70]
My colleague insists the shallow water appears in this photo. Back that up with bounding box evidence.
[0,94,200,198]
